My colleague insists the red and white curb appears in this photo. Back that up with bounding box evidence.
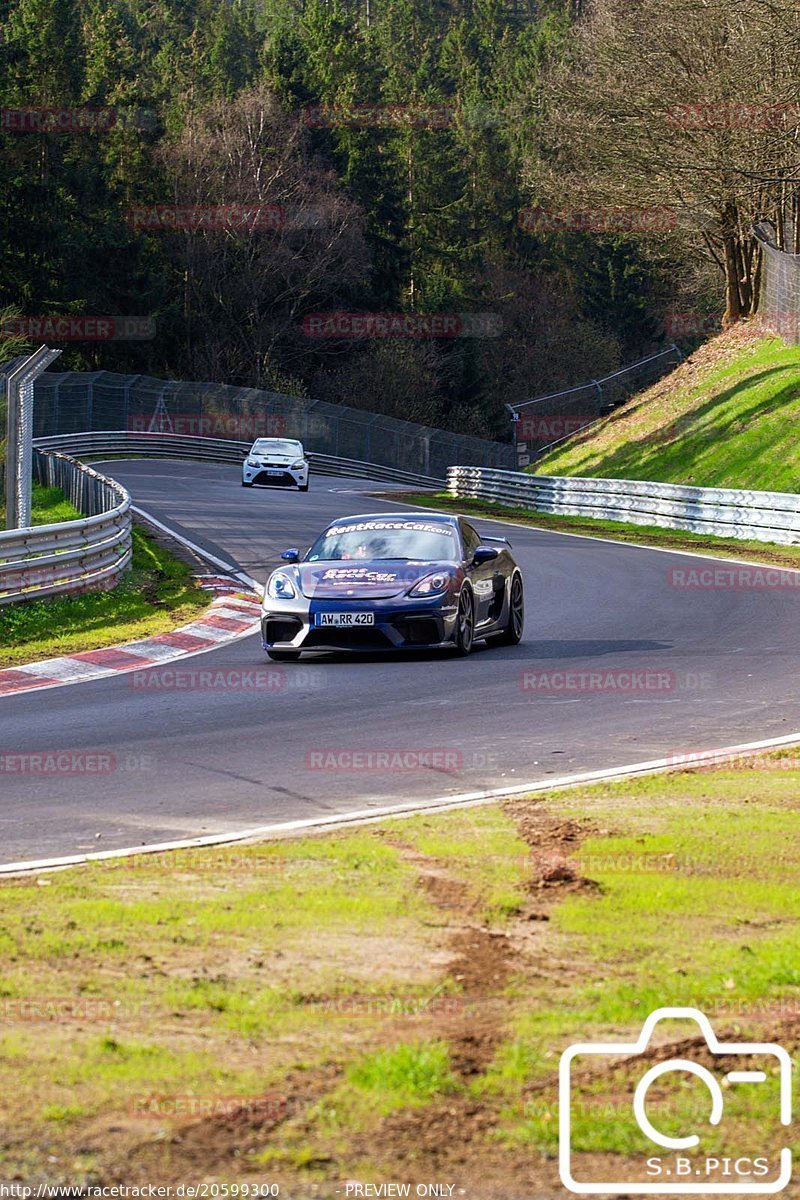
[0,575,262,698]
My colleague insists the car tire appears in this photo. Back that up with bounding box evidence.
[452,588,474,656]
[267,650,300,662]
[299,483,309,492]
[497,573,524,645]
[242,480,253,488]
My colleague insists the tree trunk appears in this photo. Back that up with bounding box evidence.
[722,204,754,323]
[722,231,743,325]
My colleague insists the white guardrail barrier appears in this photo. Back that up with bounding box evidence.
[0,431,442,607]
[33,431,445,488]
[448,466,800,546]
[0,450,132,606]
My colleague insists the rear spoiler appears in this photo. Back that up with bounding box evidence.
[481,534,512,548]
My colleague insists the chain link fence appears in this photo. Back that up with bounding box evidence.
[754,220,800,345]
[0,363,515,479]
[508,346,683,467]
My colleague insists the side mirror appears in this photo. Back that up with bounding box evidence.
[472,546,499,566]
[281,548,300,563]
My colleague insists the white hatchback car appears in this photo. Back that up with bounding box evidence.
[242,438,310,491]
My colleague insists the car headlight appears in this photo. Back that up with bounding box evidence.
[408,570,451,597]
[291,459,306,469]
[246,458,258,466]
[267,571,297,600]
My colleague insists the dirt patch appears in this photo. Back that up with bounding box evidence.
[341,806,598,1187]
[504,804,604,916]
[3,806,644,1195]
[418,870,472,913]
[71,1065,342,1184]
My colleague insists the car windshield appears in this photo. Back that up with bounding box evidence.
[251,440,302,455]
[307,518,457,562]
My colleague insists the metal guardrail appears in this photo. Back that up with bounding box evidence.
[448,466,800,546]
[508,346,683,466]
[0,431,440,607]
[753,220,800,346]
[0,450,132,605]
[0,363,515,476]
[32,431,444,488]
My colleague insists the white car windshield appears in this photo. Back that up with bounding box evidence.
[251,440,302,456]
[307,519,457,562]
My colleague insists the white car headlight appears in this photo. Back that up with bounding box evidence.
[246,458,258,466]
[291,459,306,469]
[408,570,451,597]
[267,571,297,600]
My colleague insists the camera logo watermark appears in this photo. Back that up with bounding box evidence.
[559,1006,791,1194]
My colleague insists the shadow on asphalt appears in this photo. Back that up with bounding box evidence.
[258,637,672,667]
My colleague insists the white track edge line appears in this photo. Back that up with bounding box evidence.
[3,730,800,876]
[132,505,262,593]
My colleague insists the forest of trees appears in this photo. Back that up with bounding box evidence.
[1,0,798,438]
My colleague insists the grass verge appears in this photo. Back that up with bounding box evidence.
[0,484,207,668]
[1,756,798,1192]
[398,490,800,570]
[536,325,800,491]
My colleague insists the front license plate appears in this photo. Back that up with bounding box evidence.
[265,468,284,476]
[316,612,375,627]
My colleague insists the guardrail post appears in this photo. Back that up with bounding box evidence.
[4,345,62,530]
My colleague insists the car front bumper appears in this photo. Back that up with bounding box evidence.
[242,463,309,487]
[261,594,459,653]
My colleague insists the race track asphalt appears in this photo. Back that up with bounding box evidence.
[2,458,799,864]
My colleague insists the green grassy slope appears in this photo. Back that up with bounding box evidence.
[536,326,800,492]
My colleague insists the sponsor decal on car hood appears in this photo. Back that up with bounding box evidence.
[299,560,451,599]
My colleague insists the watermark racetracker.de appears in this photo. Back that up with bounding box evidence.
[519,207,677,234]
[0,315,155,341]
[126,413,286,438]
[0,751,154,775]
[130,1094,287,1120]
[668,566,800,590]
[129,668,323,693]
[302,312,501,338]
[124,204,329,232]
[0,106,157,132]
[518,667,713,695]
[302,748,499,771]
